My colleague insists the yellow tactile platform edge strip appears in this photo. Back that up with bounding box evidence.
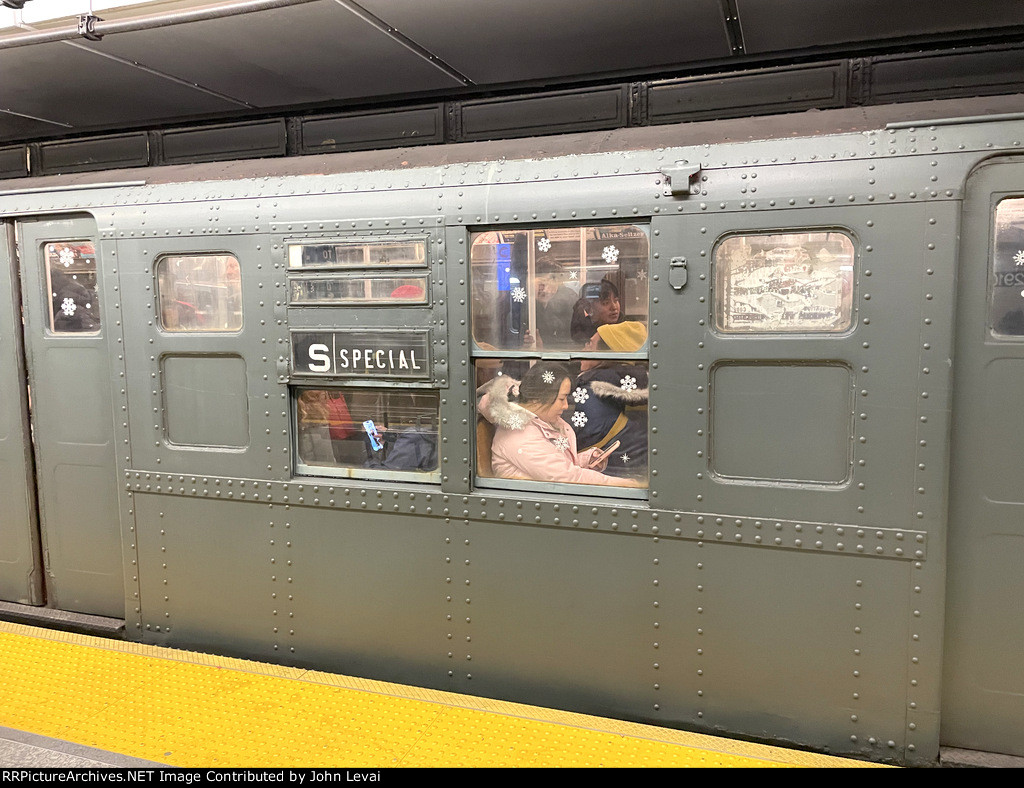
[0,622,885,768]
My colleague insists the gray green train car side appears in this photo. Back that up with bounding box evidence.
[1,97,1023,765]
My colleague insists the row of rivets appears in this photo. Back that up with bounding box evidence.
[122,472,925,558]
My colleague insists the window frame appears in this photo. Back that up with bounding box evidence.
[43,239,101,336]
[989,196,1024,339]
[291,384,442,484]
[469,221,652,500]
[154,252,244,334]
[710,228,857,336]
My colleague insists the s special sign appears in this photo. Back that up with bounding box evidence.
[291,329,431,379]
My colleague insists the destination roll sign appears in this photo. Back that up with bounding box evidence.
[291,329,431,380]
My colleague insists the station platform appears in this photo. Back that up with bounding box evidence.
[0,621,882,769]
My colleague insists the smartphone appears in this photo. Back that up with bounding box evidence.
[363,419,383,451]
[589,439,621,467]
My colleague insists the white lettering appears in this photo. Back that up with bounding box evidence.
[374,349,385,369]
[338,349,349,368]
[411,350,421,370]
[308,343,331,373]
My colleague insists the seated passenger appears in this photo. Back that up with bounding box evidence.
[478,361,642,486]
[571,322,648,479]
[570,279,624,343]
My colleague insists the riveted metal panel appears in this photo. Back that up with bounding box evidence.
[116,232,280,482]
[160,120,287,165]
[457,87,629,142]
[132,493,451,685]
[668,543,915,761]
[437,520,666,717]
[299,106,444,154]
[0,146,28,179]
[944,156,1024,757]
[2,109,1023,766]
[17,216,123,617]
[648,63,847,124]
[38,133,149,175]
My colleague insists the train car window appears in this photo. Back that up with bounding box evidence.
[45,241,100,334]
[156,255,242,332]
[991,198,1024,336]
[714,231,855,333]
[288,239,427,269]
[289,274,428,305]
[293,387,439,481]
[471,223,649,494]
[470,225,649,351]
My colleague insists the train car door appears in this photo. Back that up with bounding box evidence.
[943,157,1024,757]
[6,216,123,618]
[0,221,44,606]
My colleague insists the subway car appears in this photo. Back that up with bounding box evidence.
[1,96,1023,766]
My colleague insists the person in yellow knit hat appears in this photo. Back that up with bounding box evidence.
[570,320,649,481]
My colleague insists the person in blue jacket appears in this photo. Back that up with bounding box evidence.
[570,321,648,480]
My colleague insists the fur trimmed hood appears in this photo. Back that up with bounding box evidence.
[578,365,649,405]
[478,376,535,430]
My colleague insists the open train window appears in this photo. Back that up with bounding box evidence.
[293,387,439,482]
[45,241,100,334]
[991,198,1024,336]
[713,231,855,333]
[471,224,650,496]
[156,254,242,332]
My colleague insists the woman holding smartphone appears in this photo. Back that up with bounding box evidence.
[478,361,642,487]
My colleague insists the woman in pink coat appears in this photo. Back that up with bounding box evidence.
[478,362,642,487]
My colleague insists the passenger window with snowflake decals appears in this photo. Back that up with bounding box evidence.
[470,225,649,351]
[991,198,1024,336]
[471,224,649,496]
[45,241,100,334]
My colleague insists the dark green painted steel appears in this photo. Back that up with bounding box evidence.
[0,221,43,605]
[0,100,1022,765]
[16,216,123,617]
[944,156,1024,757]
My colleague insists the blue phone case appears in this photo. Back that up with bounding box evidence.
[363,420,383,451]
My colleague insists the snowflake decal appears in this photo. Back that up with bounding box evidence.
[60,297,77,317]
[568,269,578,280]
[1015,249,1024,266]
[541,370,555,384]
[511,286,527,303]
[506,414,526,430]
[636,268,648,281]
[537,237,552,252]
[552,435,570,451]
[572,387,589,404]
[59,247,75,268]
[571,411,588,428]
[619,375,637,391]
[620,453,630,464]
[601,245,620,264]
